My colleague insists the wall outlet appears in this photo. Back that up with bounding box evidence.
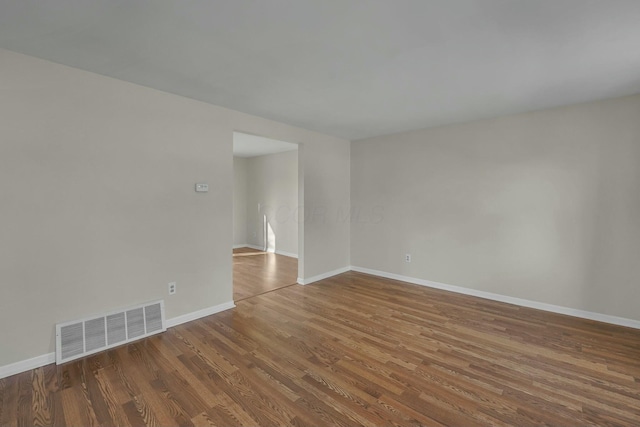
[405,254,411,263]
[168,282,177,295]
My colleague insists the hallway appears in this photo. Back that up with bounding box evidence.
[233,247,298,301]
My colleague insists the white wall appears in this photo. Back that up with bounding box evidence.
[245,150,298,256]
[233,157,248,246]
[351,94,640,322]
[0,48,350,369]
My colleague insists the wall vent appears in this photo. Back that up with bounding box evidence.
[55,300,165,364]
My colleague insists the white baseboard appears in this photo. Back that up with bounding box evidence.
[298,266,351,285]
[275,249,298,259]
[233,244,264,251]
[0,352,55,380]
[350,266,640,330]
[166,300,236,328]
[237,244,298,259]
[0,300,237,379]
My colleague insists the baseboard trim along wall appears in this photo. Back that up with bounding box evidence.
[298,266,351,285]
[0,300,237,379]
[7,266,637,379]
[275,249,298,259]
[0,352,56,380]
[165,300,236,328]
[350,266,640,330]
[238,244,299,259]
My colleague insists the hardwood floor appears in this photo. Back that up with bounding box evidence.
[2,271,640,426]
[233,247,298,301]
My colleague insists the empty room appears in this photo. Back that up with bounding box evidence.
[1,1,639,426]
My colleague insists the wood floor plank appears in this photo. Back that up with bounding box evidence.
[117,346,185,426]
[233,247,297,301]
[30,368,52,427]
[0,374,18,427]
[190,409,229,427]
[60,370,99,427]
[122,398,156,427]
[2,270,640,426]
[41,365,65,427]
[16,372,33,427]
[92,368,131,427]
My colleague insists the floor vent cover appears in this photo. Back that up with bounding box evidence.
[55,300,165,364]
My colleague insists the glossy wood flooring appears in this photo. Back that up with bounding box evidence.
[2,271,640,426]
[233,247,298,301]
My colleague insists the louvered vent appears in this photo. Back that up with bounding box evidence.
[55,300,165,364]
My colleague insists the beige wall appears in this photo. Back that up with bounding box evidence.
[245,150,298,256]
[0,48,350,367]
[233,157,248,246]
[351,94,640,321]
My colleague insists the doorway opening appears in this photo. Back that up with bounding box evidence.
[232,132,300,301]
